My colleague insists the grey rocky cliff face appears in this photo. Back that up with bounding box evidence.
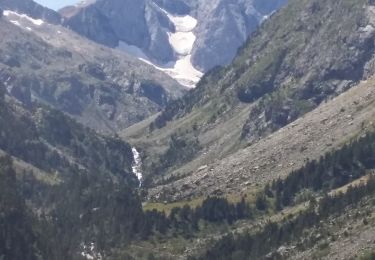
[94,0,150,48]
[61,0,288,74]
[191,0,288,71]
[63,4,119,48]
[63,0,175,63]
[144,2,175,63]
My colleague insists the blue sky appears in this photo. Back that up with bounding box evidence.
[34,0,79,10]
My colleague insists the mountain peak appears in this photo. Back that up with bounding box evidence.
[60,0,288,87]
[0,0,62,24]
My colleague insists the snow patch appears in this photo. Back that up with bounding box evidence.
[80,243,102,260]
[168,31,196,56]
[361,25,375,33]
[117,41,202,88]
[4,10,44,26]
[76,0,97,8]
[10,20,21,26]
[159,7,203,87]
[116,5,203,88]
[167,14,197,32]
[166,55,201,84]
[131,147,143,187]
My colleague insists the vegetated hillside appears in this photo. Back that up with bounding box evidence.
[3,85,374,259]
[193,177,375,260]
[0,12,186,133]
[0,156,39,260]
[122,0,375,198]
[120,120,375,259]
[146,78,375,201]
[0,85,148,259]
[188,129,375,259]
[0,84,136,183]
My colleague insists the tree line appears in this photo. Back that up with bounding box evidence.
[141,131,375,239]
[266,131,375,211]
[138,197,252,239]
[196,174,375,260]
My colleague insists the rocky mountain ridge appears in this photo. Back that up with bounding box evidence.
[0,0,62,24]
[0,10,186,133]
[59,0,288,86]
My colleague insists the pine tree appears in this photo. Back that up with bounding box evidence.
[0,156,39,260]
[255,194,268,211]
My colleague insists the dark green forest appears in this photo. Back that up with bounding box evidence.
[196,175,375,260]
[0,156,39,260]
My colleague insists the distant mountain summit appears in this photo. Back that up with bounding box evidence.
[0,0,62,23]
[59,0,288,87]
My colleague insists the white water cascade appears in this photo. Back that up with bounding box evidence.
[131,147,143,187]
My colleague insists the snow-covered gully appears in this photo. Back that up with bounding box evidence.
[117,4,203,88]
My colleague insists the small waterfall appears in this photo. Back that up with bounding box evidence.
[131,147,143,187]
